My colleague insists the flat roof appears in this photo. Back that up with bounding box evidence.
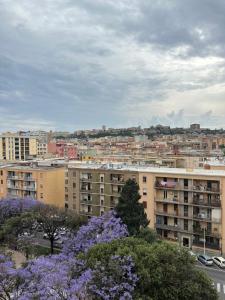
[68,162,225,177]
[6,165,65,171]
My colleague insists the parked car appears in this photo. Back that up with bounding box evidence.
[197,254,213,266]
[212,256,225,268]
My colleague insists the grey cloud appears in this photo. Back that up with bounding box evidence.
[0,0,225,130]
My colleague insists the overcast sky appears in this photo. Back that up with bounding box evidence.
[0,0,225,131]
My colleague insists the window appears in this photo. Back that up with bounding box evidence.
[100,176,104,183]
[65,179,68,184]
[184,179,188,187]
[0,180,3,184]
[100,188,104,194]
[184,205,188,217]
[40,193,43,199]
[184,219,188,231]
[184,191,188,203]
[73,183,76,188]
[40,184,43,189]
[142,201,147,209]
[73,171,76,177]
[143,188,147,196]
[65,195,68,201]
[143,176,147,183]
[0,171,3,176]
[163,190,167,199]
[65,203,68,209]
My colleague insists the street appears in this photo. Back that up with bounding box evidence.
[196,262,225,299]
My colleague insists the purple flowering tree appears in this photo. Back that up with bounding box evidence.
[63,211,128,256]
[0,254,20,300]
[0,198,39,225]
[0,210,138,299]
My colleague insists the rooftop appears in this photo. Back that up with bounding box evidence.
[68,162,225,177]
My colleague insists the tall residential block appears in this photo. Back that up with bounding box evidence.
[66,163,225,255]
[0,133,37,161]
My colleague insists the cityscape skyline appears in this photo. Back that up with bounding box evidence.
[1,0,225,131]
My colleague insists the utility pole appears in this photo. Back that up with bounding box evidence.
[203,227,206,255]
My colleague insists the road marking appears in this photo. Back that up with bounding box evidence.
[217,283,221,293]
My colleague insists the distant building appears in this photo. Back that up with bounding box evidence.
[48,141,78,159]
[0,133,37,161]
[190,124,201,131]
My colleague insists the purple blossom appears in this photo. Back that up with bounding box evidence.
[0,198,39,224]
[0,211,138,299]
[63,210,128,255]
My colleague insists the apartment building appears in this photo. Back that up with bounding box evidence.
[65,163,139,216]
[0,133,37,161]
[0,164,65,207]
[66,163,225,255]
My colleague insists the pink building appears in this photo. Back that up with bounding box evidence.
[48,142,78,159]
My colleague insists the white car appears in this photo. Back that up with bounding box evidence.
[212,256,225,268]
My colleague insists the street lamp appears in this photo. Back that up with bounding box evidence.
[203,226,206,255]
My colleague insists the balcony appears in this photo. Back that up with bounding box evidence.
[23,177,35,182]
[155,198,179,204]
[155,181,221,194]
[193,198,221,208]
[110,176,124,184]
[155,181,177,190]
[193,228,221,238]
[155,223,181,231]
[155,210,179,217]
[80,178,92,182]
[23,186,36,191]
[7,175,35,181]
[193,213,211,222]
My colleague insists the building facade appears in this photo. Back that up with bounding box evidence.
[66,163,225,255]
[0,164,65,207]
[0,133,37,161]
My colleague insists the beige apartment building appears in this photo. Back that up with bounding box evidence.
[66,163,225,255]
[0,164,65,207]
[0,133,37,161]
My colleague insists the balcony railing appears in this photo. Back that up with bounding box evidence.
[155,223,181,231]
[193,199,221,207]
[7,175,35,181]
[193,214,211,221]
[23,186,36,191]
[80,177,92,182]
[193,228,221,238]
[155,181,221,194]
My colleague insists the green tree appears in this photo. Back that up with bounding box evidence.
[115,179,149,235]
[137,227,159,244]
[84,238,218,300]
[34,205,85,254]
